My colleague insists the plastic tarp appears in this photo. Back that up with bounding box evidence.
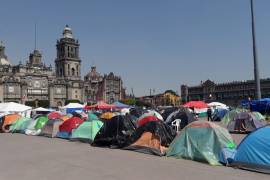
[70,120,104,142]
[166,121,235,165]
[85,101,116,110]
[93,115,136,147]
[231,126,270,173]
[113,101,130,109]
[0,102,32,113]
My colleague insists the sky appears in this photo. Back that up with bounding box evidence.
[1,0,270,96]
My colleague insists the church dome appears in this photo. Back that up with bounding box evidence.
[62,25,73,39]
[0,57,11,65]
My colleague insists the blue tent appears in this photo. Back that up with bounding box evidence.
[113,101,129,108]
[242,98,270,112]
[232,125,270,173]
[212,108,229,121]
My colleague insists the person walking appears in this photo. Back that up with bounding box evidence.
[207,108,212,121]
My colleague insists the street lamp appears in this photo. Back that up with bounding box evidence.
[250,0,261,99]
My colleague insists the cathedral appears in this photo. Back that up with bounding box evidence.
[0,25,124,107]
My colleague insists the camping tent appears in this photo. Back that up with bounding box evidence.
[221,109,247,126]
[9,117,32,133]
[93,115,136,147]
[225,111,266,133]
[124,121,176,156]
[48,111,63,120]
[167,121,235,165]
[231,125,270,173]
[165,109,196,129]
[0,102,32,117]
[1,114,21,132]
[59,103,84,114]
[137,116,160,127]
[40,119,63,138]
[70,120,104,142]
[100,112,115,120]
[57,117,84,139]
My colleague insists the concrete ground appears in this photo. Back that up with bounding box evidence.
[0,134,268,180]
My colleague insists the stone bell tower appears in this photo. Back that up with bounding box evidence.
[55,25,81,80]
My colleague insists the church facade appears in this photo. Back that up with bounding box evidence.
[0,25,124,107]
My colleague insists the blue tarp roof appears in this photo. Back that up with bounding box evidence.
[113,101,129,108]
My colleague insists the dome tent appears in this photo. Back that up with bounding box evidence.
[230,125,270,174]
[57,117,84,139]
[92,115,136,147]
[70,120,103,143]
[225,111,266,133]
[167,121,235,165]
[165,109,196,130]
[40,119,63,138]
[9,117,32,133]
[124,121,176,156]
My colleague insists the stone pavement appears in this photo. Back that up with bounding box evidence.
[0,134,268,180]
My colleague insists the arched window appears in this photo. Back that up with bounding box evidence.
[71,68,75,76]
[76,65,79,76]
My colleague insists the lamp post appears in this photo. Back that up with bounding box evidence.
[250,0,261,99]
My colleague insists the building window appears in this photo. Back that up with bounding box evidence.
[72,68,75,76]
[68,64,70,75]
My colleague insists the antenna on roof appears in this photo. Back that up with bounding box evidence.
[34,22,37,50]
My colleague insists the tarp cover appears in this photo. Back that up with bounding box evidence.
[231,125,270,174]
[167,121,235,165]
[93,115,136,147]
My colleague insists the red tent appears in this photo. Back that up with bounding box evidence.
[184,101,208,109]
[84,101,116,110]
[137,116,160,127]
[59,117,84,133]
[48,111,62,120]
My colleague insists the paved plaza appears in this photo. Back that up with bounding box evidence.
[0,134,268,180]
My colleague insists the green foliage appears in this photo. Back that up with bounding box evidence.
[120,99,136,105]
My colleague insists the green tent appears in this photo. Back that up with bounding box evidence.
[88,113,99,121]
[34,116,49,130]
[9,117,32,133]
[70,120,103,142]
[221,108,247,126]
[166,120,235,165]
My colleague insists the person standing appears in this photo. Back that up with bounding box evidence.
[207,108,212,121]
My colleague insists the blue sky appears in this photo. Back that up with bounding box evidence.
[1,0,270,96]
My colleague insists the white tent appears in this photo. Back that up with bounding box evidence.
[0,102,32,117]
[33,107,53,112]
[208,102,228,109]
[59,103,84,114]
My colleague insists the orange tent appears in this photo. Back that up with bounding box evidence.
[100,112,115,120]
[1,114,21,132]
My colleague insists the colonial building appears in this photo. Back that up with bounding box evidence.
[84,66,125,104]
[0,25,125,107]
[137,90,180,107]
[181,79,270,106]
